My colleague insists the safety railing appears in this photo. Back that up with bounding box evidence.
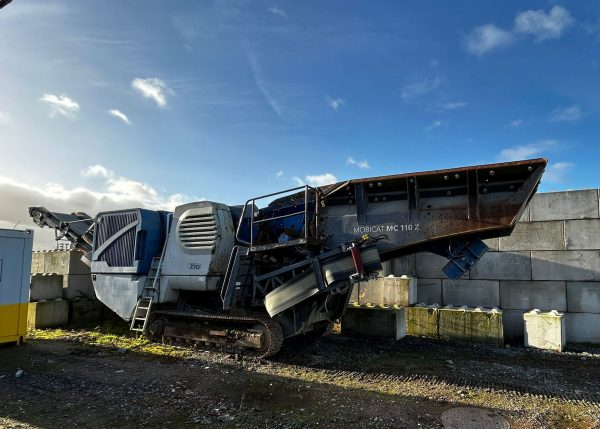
[235,185,319,249]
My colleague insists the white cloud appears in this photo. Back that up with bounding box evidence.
[305,173,337,187]
[0,167,194,249]
[515,6,574,41]
[275,170,284,178]
[246,50,284,119]
[441,101,467,110]
[82,165,113,179]
[291,174,338,187]
[401,76,443,101]
[543,161,574,184]
[268,7,288,20]
[40,94,80,118]
[131,77,173,108]
[496,140,557,162]
[464,24,514,56]
[327,97,344,111]
[425,120,446,132]
[0,111,11,125]
[108,109,131,125]
[549,104,582,123]
[507,118,524,128]
[346,156,370,169]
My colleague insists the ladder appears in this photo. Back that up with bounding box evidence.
[130,222,170,333]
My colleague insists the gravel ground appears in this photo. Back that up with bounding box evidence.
[0,328,599,428]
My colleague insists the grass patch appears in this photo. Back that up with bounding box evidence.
[28,327,194,359]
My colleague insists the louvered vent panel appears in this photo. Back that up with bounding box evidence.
[178,212,217,249]
[95,211,137,267]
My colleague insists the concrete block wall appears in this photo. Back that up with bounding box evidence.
[398,189,600,344]
[31,250,95,300]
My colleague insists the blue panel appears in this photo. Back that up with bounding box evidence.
[442,239,489,280]
[91,208,169,274]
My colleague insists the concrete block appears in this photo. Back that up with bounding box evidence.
[530,190,599,221]
[382,276,416,306]
[519,205,531,223]
[565,219,600,250]
[471,308,503,345]
[355,276,416,306]
[442,279,500,308]
[33,250,91,275]
[29,274,63,301]
[341,307,405,340]
[499,281,566,311]
[531,251,600,281]
[416,252,448,279]
[43,251,69,274]
[483,238,499,251]
[439,307,470,342]
[499,221,564,251]
[27,299,69,329]
[502,310,526,338]
[470,251,531,280]
[524,310,566,352]
[565,312,600,344]
[62,274,95,299]
[390,254,416,276]
[567,282,600,313]
[406,305,439,338]
[416,278,442,305]
[30,252,45,274]
[439,306,503,345]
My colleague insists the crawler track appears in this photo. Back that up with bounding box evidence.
[149,310,284,358]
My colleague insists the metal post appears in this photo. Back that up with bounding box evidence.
[304,186,308,240]
[250,200,255,246]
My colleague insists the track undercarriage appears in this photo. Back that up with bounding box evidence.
[147,310,285,358]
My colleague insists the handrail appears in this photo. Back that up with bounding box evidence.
[235,185,318,247]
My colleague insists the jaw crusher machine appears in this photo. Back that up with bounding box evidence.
[29,158,546,357]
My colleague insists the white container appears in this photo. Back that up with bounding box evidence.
[0,229,34,344]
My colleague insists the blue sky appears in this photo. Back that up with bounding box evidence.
[0,1,599,247]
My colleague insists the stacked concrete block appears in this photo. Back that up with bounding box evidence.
[438,306,470,341]
[408,189,600,344]
[406,304,439,338]
[471,308,504,345]
[349,275,417,307]
[27,299,69,329]
[31,250,95,299]
[344,275,415,340]
[443,279,499,307]
[416,278,442,305]
[438,306,503,345]
[524,310,566,352]
[29,274,63,301]
[342,307,406,340]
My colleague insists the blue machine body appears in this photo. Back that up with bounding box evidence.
[91,208,169,275]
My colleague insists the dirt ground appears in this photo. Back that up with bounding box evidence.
[0,327,599,429]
